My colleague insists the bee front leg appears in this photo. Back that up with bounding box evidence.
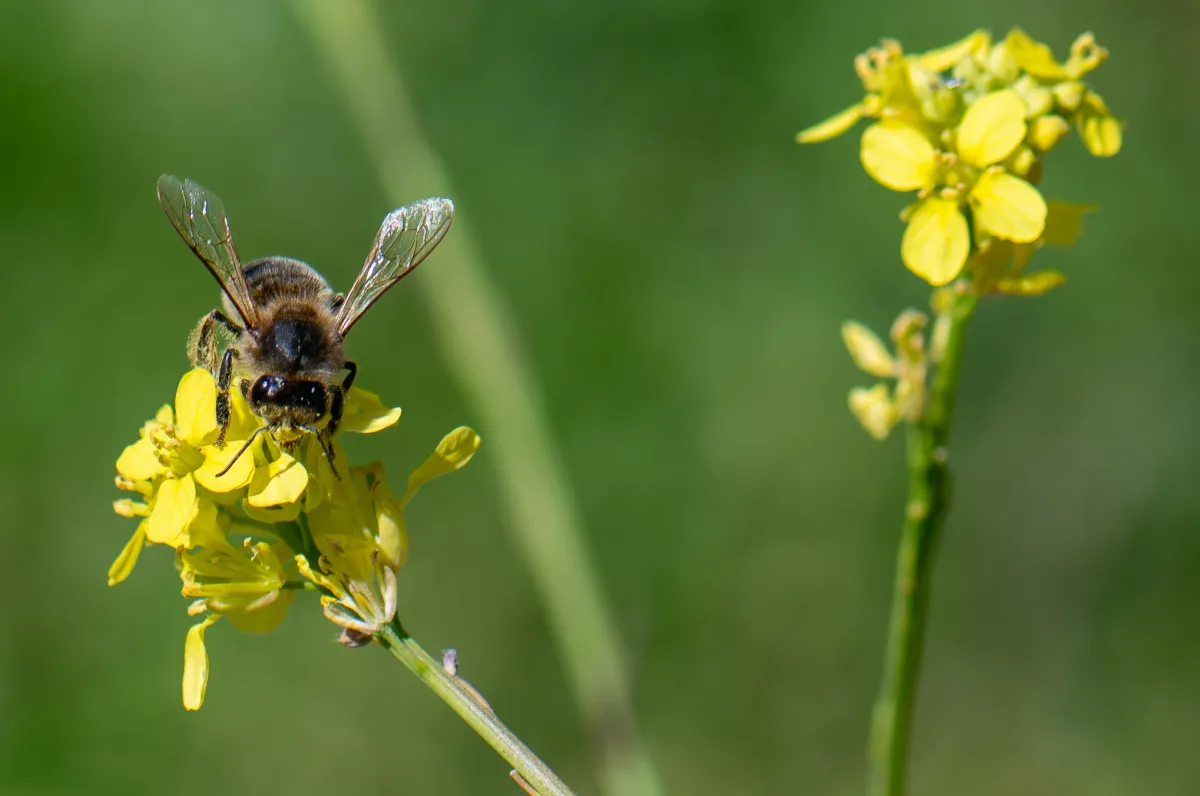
[215,348,239,447]
[323,362,355,443]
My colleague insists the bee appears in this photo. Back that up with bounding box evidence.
[156,174,454,476]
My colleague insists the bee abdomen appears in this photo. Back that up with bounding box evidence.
[243,256,334,305]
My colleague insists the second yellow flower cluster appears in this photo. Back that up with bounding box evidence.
[798,29,1122,286]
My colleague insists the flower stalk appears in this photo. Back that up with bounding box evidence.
[377,618,576,796]
[867,289,977,796]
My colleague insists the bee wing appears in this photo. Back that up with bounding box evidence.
[157,174,260,331]
[336,198,454,336]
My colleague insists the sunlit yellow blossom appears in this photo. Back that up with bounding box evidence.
[110,366,467,710]
[301,427,480,637]
[798,28,1121,287]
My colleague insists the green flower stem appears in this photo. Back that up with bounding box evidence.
[867,289,979,796]
[289,2,664,795]
[377,618,576,796]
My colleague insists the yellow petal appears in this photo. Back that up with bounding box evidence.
[186,500,223,549]
[116,437,165,481]
[841,322,896,378]
[994,271,1067,296]
[225,387,261,441]
[228,590,294,634]
[340,388,402,434]
[915,30,990,72]
[302,438,337,511]
[1004,28,1069,80]
[146,475,198,547]
[182,614,220,711]
[796,103,863,144]
[956,90,1027,168]
[241,500,303,524]
[247,451,309,507]
[970,171,1047,243]
[1042,202,1096,247]
[860,123,937,191]
[366,476,408,569]
[194,440,257,492]
[175,369,220,448]
[108,521,147,586]
[901,198,969,286]
[848,384,897,441]
[403,427,481,504]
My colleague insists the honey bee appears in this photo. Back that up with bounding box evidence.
[156,174,454,476]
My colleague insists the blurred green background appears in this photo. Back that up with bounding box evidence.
[1,0,1195,794]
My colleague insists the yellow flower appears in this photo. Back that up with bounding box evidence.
[862,89,1048,284]
[301,427,480,638]
[798,29,1121,286]
[177,527,296,710]
[110,368,403,582]
[110,366,423,710]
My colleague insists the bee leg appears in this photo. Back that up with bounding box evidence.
[299,424,341,481]
[323,361,355,442]
[325,384,345,448]
[215,348,239,447]
[191,310,243,374]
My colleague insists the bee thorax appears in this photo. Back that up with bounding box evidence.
[258,317,334,375]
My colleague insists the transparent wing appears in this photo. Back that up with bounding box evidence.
[157,174,259,330]
[336,198,454,336]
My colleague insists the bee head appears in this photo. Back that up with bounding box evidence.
[249,374,326,415]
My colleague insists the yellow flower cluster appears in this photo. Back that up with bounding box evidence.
[110,368,479,709]
[798,29,1122,286]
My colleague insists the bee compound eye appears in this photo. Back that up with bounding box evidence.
[251,375,282,403]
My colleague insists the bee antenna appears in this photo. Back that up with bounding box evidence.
[215,427,267,477]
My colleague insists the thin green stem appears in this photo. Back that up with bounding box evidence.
[289,2,664,795]
[867,289,979,796]
[377,618,576,796]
